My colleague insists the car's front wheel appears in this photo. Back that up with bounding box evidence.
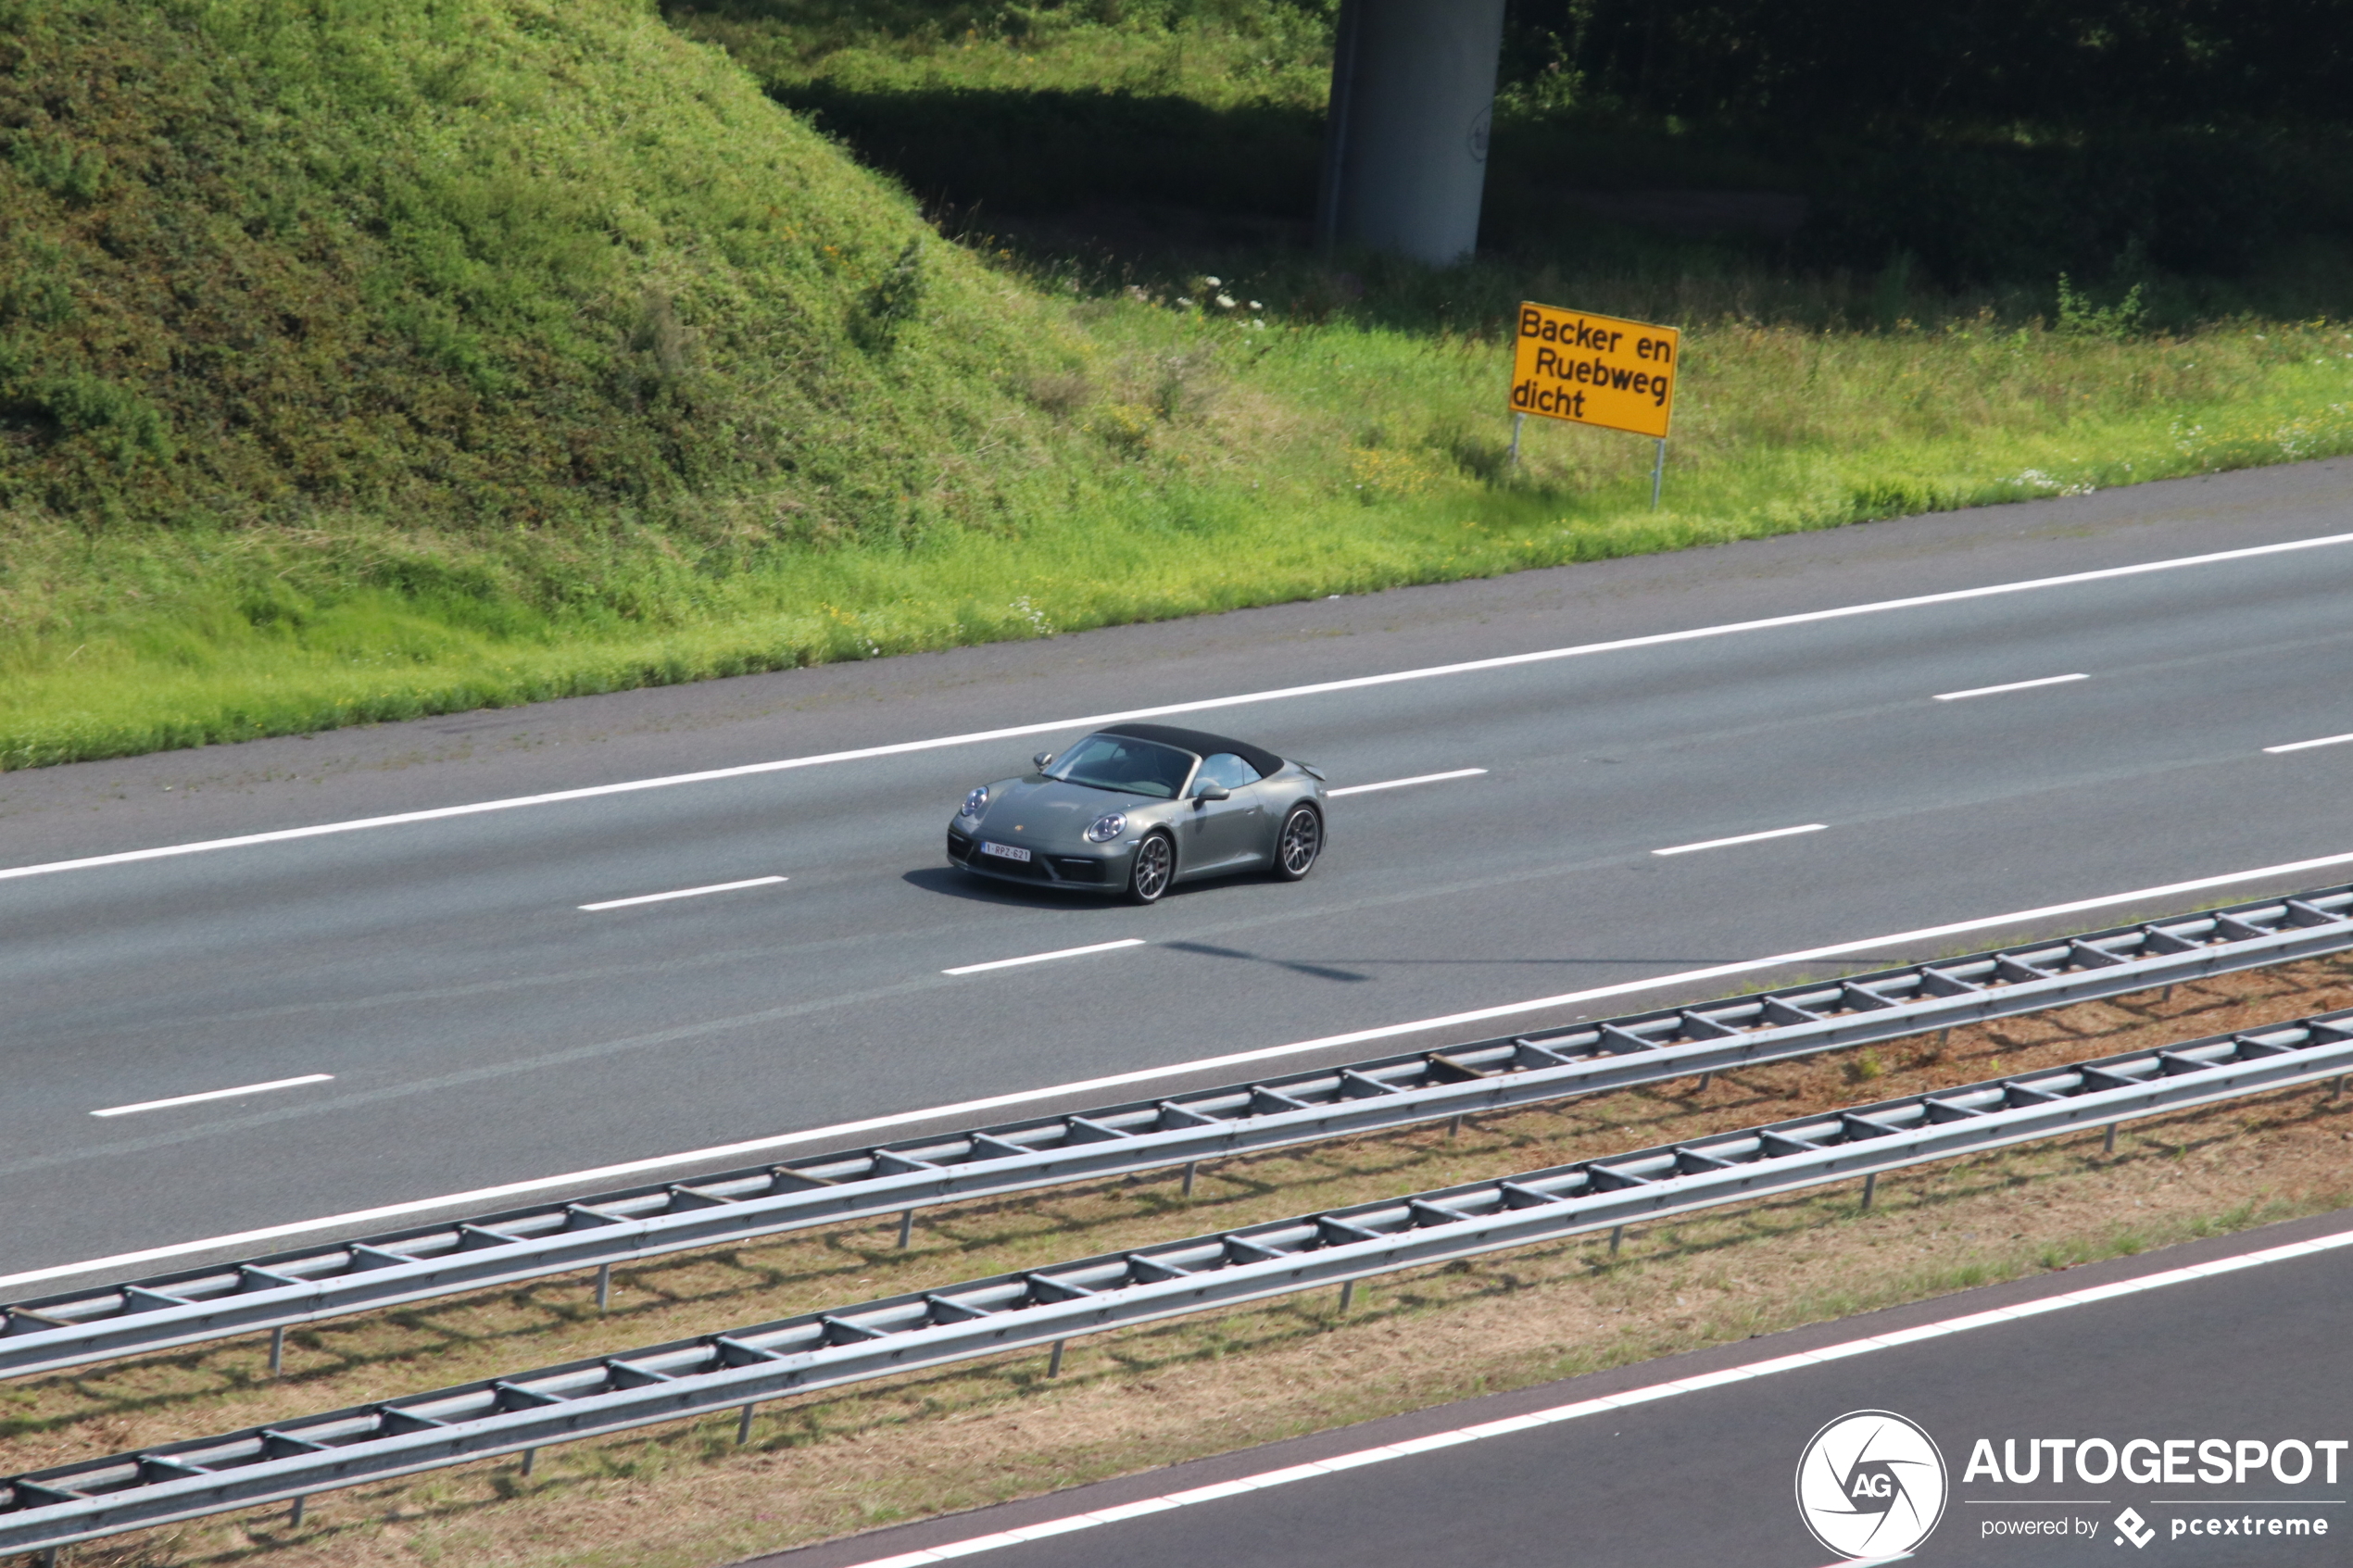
[1126,832,1176,904]
[1272,804,1323,881]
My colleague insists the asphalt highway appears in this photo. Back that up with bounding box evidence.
[761,1212,2353,1568]
[6,458,2353,1281]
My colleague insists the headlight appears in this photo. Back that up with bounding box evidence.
[1085,811,1126,843]
[960,786,988,819]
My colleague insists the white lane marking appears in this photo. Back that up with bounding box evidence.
[91,1074,334,1119]
[8,531,2352,885]
[12,844,2353,1293]
[2266,732,2353,755]
[1326,768,1488,797]
[944,938,1147,976]
[835,1227,2353,1567]
[1652,822,1827,857]
[578,875,786,911]
[1932,671,2089,702]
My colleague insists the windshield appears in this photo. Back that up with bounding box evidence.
[1044,734,1196,798]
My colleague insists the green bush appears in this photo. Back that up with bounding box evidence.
[2,373,173,462]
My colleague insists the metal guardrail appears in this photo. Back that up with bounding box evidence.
[7,882,2353,1384]
[6,1006,2350,1554]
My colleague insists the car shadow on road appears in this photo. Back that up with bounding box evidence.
[1160,939,1373,983]
[900,866,1056,907]
[900,865,1225,909]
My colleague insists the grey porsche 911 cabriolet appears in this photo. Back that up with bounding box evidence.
[946,723,1327,903]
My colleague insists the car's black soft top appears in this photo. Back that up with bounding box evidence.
[1094,723,1286,780]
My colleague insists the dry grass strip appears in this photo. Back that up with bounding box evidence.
[18,956,2353,1568]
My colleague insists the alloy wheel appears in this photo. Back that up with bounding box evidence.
[1277,807,1322,879]
[1129,833,1174,903]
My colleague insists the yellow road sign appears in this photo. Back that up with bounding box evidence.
[1508,302,1679,439]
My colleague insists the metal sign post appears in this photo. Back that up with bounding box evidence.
[1651,437,1666,509]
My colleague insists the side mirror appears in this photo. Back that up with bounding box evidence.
[1033,752,1055,769]
[1192,781,1230,802]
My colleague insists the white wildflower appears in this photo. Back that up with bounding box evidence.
[2008,468,2093,497]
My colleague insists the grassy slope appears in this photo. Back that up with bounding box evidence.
[0,0,1109,530]
[0,0,1109,758]
[2,2,2350,768]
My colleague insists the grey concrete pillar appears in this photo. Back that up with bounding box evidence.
[1315,0,1508,266]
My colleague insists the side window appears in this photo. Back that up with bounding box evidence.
[1196,752,1263,791]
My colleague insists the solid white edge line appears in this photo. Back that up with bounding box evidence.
[1326,769,1489,797]
[90,1073,335,1119]
[944,938,1148,976]
[1653,823,1828,857]
[2265,733,2353,755]
[577,875,786,911]
[1931,672,2089,702]
[9,531,2353,885]
[830,1228,2353,1568]
[14,842,2353,1292]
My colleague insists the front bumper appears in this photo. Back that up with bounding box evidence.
[947,825,1126,892]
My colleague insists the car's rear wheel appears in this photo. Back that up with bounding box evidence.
[1127,832,1176,904]
[1272,804,1323,881]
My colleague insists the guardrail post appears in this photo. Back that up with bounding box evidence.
[1608,1225,1624,1255]
[268,1325,284,1378]
[736,1403,757,1444]
[2334,1076,2347,1100]
[1048,1340,1066,1378]
[1181,1161,1198,1198]
[2104,1123,2119,1154]
[1695,1072,1711,1092]
[1446,1115,1462,1139]
[521,1449,536,1477]
[1861,1173,1877,1211]
[595,1263,611,1312]
[288,1496,306,1527]
[1338,1280,1355,1314]
[897,1209,916,1249]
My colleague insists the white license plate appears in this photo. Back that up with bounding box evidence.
[979,841,1032,863]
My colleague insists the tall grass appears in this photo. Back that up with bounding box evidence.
[7,307,2347,768]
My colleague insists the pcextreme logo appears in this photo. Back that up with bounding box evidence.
[1796,1410,1951,1559]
